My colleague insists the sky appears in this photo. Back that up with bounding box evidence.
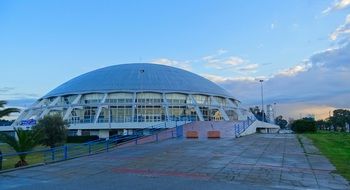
[1,0,350,120]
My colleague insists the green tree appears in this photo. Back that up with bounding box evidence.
[329,109,350,131]
[275,115,288,129]
[291,118,317,133]
[32,114,68,148]
[0,128,42,167]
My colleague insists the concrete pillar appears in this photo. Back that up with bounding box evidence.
[123,129,128,135]
[98,130,110,139]
[76,129,82,136]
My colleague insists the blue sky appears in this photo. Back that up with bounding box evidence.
[1,0,350,119]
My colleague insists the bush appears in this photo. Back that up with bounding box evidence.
[32,114,68,148]
[291,119,317,133]
[66,135,99,143]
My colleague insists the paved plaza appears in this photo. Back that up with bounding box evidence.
[0,134,349,190]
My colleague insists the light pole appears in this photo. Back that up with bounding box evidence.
[273,102,277,124]
[259,79,264,122]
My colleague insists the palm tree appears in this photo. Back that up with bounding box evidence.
[0,100,20,118]
[0,100,20,170]
[0,128,42,167]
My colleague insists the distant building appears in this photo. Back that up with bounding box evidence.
[266,104,274,124]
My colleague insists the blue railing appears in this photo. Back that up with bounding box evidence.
[234,117,256,137]
[0,124,183,172]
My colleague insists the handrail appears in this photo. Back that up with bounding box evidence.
[0,122,185,171]
[234,117,256,137]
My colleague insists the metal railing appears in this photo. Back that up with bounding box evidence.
[234,117,256,137]
[0,125,182,172]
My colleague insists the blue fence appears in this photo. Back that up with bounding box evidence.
[234,117,256,137]
[0,124,186,172]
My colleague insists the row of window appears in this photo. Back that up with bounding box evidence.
[45,93,234,107]
[66,106,238,124]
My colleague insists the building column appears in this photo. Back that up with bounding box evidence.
[162,93,170,121]
[63,94,82,120]
[132,92,136,122]
[94,93,108,123]
[210,96,229,121]
[189,94,204,121]
[39,97,60,118]
[98,130,110,139]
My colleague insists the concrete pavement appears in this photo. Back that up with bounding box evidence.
[0,134,348,190]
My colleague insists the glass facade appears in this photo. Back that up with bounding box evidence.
[193,94,210,105]
[106,93,133,104]
[166,93,192,104]
[110,106,133,123]
[168,105,198,121]
[80,93,104,104]
[26,92,241,124]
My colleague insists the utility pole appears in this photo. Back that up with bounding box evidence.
[259,79,264,122]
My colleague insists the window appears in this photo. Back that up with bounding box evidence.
[193,95,210,105]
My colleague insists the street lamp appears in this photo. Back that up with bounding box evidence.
[259,79,264,122]
[273,102,277,124]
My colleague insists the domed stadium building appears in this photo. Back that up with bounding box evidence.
[12,63,255,137]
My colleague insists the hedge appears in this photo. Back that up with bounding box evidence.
[66,135,99,143]
[291,119,317,133]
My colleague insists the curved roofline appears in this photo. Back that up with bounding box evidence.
[42,90,237,100]
[43,63,237,100]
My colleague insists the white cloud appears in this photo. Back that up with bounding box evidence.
[270,23,275,30]
[202,74,257,83]
[151,58,192,71]
[215,42,350,118]
[224,56,246,67]
[323,0,350,14]
[276,62,312,76]
[330,14,350,40]
[239,64,259,72]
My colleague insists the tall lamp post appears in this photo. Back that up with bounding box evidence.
[259,79,264,122]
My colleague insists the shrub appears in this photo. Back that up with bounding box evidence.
[66,135,99,143]
[291,119,317,133]
[32,114,68,148]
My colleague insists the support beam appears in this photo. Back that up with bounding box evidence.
[189,94,204,121]
[210,96,229,121]
[162,93,170,121]
[63,95,82,120]
[39,97,60,118]
[94,93,108,123]
[225,98,237,108]
[219,108,230,121]
[132,92,136,122]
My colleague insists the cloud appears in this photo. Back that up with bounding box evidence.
[238,64,259,72]
[276,62,312,77]
[224,57,246,67]
[209,42,350,118]
[323,0,350,14]
[151,58,192,71]
[0,87,15,93]
[0,87,40,100]
[330,14,350,40]
[202,74,257,83]
[203,52,258,73]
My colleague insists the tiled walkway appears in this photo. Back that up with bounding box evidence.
[0,134,348,190]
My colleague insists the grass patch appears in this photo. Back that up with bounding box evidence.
[0,142,118,171]
[304,131,350,181]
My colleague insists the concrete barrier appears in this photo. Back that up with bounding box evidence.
[207,131,220,138]
[186,131,199,138]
